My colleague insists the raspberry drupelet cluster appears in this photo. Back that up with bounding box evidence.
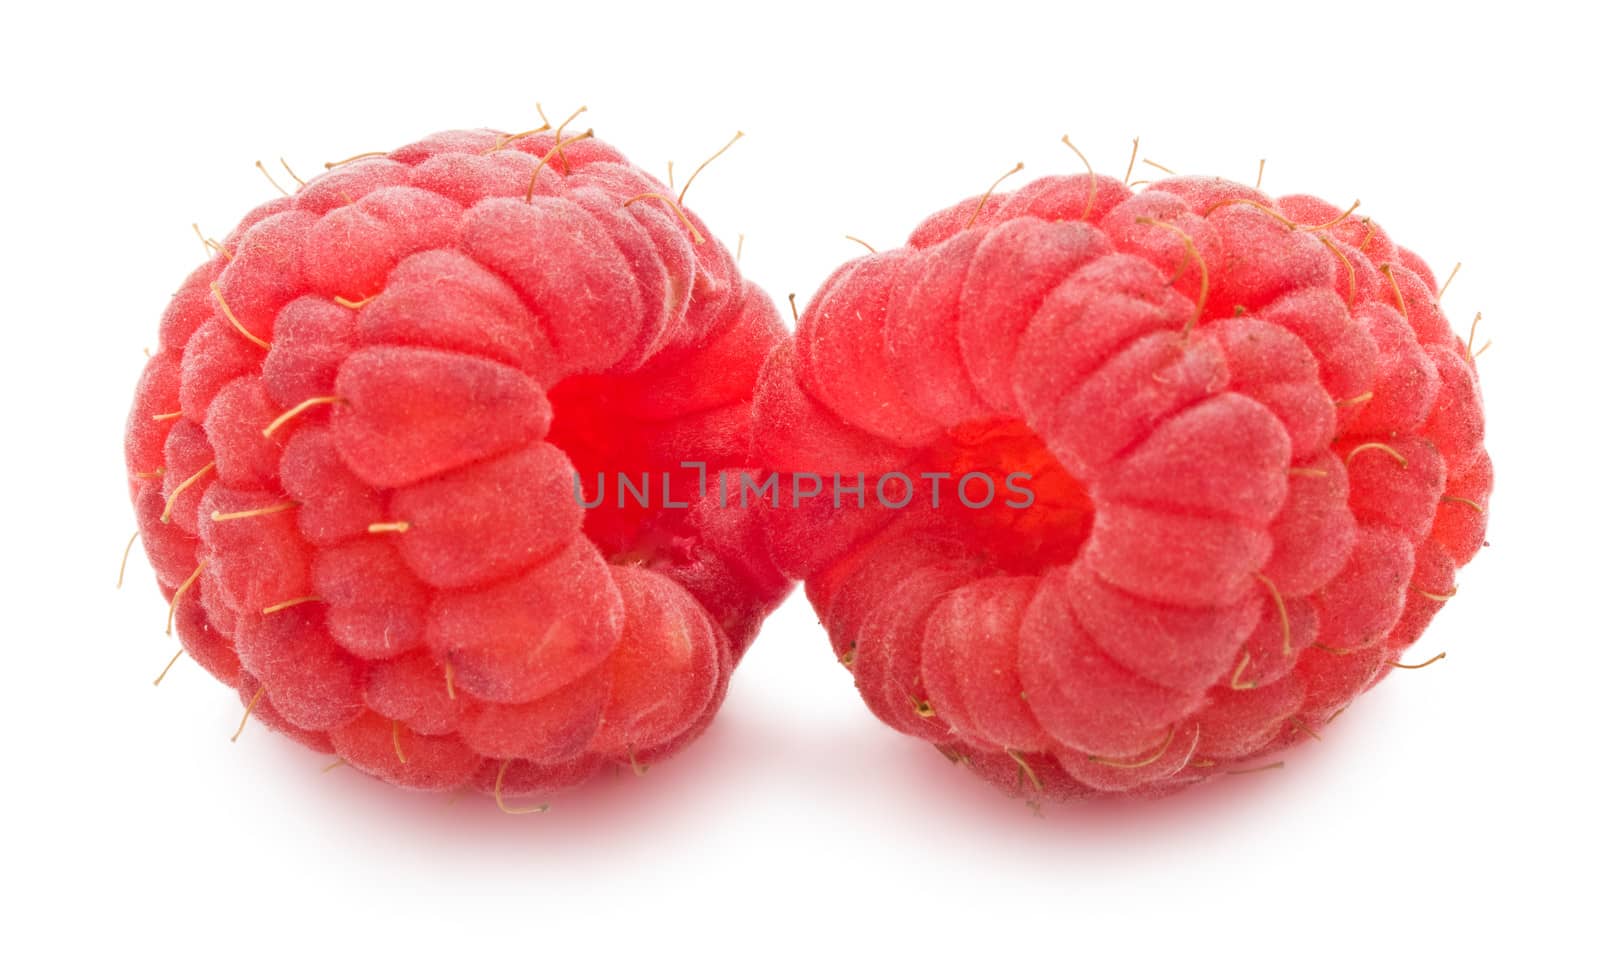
[125,127,791,804]
[754,166,1490,800]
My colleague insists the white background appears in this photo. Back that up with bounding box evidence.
[3,1,1594,966]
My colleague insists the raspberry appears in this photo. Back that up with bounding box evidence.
[755,164,1489,801]
[125,126,792,805]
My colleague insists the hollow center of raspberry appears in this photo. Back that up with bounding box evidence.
[544,374,696,568]
[923,418,1094,573]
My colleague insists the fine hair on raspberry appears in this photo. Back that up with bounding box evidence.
[753,146,1490,800]
[124,124,792,807]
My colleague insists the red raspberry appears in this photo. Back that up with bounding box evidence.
[754,167,1489,800]
[125,127,791,805]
